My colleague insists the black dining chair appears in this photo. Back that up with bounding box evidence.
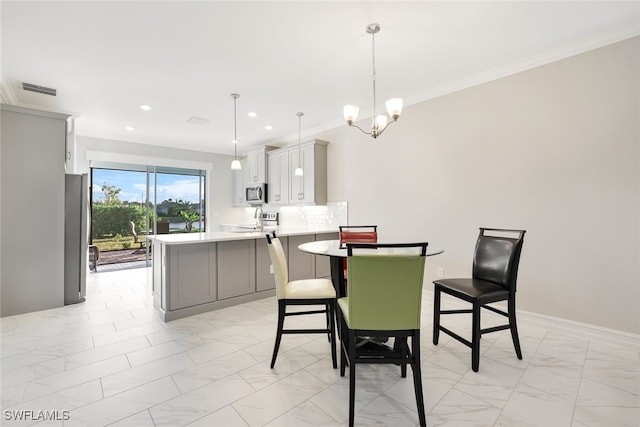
[433,227,526,372]
[338,242,429,427]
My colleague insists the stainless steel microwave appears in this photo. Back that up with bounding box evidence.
[246,184,267,205]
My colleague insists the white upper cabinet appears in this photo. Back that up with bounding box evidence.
[232,158,248,207]
[267,149,289,205]
[284,139,329,205]
[246,146,273,185]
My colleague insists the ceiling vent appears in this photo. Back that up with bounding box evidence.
[187,116,210,125]
[22,82,57,96]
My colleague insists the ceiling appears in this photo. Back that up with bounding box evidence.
[2,1,639,156]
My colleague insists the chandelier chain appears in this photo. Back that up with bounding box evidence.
[371,28,377,120]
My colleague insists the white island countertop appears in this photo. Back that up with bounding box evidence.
[147,226,338,245]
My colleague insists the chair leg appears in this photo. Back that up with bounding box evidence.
[472,302,481,372]
[339,309,348,377]
[400,337,408,378]
[411,332,427,427]
[270,300,286,369]
[433,287,441,345]
[348,329,357,427]
[329,300,337,369]
[326,304,331,342]
[508,297,523,360]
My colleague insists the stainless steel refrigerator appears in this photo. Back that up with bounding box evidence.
[64,173,88,304]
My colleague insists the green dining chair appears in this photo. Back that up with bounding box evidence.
[266,232,337,369]
[338,242,428,427]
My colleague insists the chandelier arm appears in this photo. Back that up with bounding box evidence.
[347,122,372,136]
[375,118,398,137]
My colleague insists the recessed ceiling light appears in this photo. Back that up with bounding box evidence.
[265,125,273,130]
[248,112,257,118]
[125,126,135,131]
[139,104,152,111]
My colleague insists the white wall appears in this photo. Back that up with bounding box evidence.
[309,37,639,335]
[74,136,247,230]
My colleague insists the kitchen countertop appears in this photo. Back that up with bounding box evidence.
[147,226,338,245]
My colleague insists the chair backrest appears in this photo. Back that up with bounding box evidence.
[266,232,288,299]
[339,225,378,248]
[472,228,526,292]
[346,242,427,330]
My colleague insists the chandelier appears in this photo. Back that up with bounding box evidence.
[343,23,402,139]
[230,93,242,170]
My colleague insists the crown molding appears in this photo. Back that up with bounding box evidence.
[404,20,640,107]
[269,21,640,146]
[0,67,18,105]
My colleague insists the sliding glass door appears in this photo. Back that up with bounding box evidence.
[90,163,206,271]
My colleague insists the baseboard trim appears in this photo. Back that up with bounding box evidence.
[425,289,639,350]
[518,309,640,351]
[157,289,276,322]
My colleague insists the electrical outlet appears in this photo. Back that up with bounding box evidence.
[269,264,274,274]
[436,267,444,278]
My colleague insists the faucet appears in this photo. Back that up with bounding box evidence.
[254,205,264,231]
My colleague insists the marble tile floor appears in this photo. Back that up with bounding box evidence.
[1,267,638,426]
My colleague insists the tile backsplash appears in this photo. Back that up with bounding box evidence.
[239,201,348,230]
[278,201,348,229]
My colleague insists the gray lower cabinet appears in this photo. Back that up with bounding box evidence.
[168,243,217,310]
[257,236,284,291]
[153,231,337,321]
[315,232,338,278]
[218,239,256,299]
[288,234,316,280]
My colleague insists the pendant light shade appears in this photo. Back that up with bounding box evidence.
[230,93,242,170]
[294,112,304,176]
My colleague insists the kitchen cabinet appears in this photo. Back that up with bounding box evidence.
[151,229,338,321]
[232,158,248,207]
[167,243,217,310]
[246,146,274,185]
[256,236,286,291]
[288,140,328,205]
[288,234,316,280]
[267,149,289,205]
[217,239,256,299]
[314,232,338,278]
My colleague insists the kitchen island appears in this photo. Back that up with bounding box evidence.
[149,227,338,321]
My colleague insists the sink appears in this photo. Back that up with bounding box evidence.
[226,224,277,233]
[229,228,259,233]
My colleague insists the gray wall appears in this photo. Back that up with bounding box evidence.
[54,36,640,335]
[308,37,639,335]
[1,105,68,316]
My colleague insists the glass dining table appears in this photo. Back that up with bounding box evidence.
[298,239,444,299]
[298,239,444,358]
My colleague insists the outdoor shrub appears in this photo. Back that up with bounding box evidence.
[92,205,151,239]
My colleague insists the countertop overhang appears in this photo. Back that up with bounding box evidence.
[147,226,338,245]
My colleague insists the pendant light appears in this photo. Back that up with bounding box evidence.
[294,112,304,176]
[230,93,242,170]
[343,23,402,139]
